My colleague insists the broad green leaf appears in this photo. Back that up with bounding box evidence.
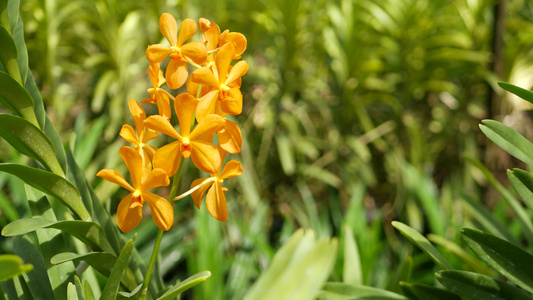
[12,14,27,84]
[25,72,45,129]
[13,236,55,300]
[343,225,362,285]
[401,282,460,300]
[508,168,533,213]
[436,270,533,300]
[51,252,116,278]
[498,82,533,105]
[157,271,211,300]
[101,236,136,300]
[6,0,19,33]
[0,163,90,220]
[0,27,21,84]
[0,114,62,175]
[0,0,8,32]
[0,71,37,127]
[391,221,452,270]
[462,228,533,293]
[244,229,338,300]
[318,282,409,299]
[2,218,114,253]
[479,120,533,167]
[0,255,33,282]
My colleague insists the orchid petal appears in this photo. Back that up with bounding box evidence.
[119,146,143,189]
[146,44,172,63]
[153,141,182,176]
[219,160,243,179]
[143,192,174,231]
[117,194,143,232]
[159,13,178,46]
[220,88,243,115]
[189,114,225,140]
[191,67,219,88]
[119,124,139,145]
[96,169,134,192]
[190,178,213,209]
[166,58,188,89]
[225,60,248,85]
[155,92,172,120]
[215,42,235,83]
[128,99,146,135]
[144,115,181,140]
[191,140,221,174]
[148,63,161,88]
[206,181,227,222]
[196,90,219,122]
[175,93,197,137]
[177,18,197,47]
[218,119,242,153]
[142,168,169,191]
[181,41,207,64]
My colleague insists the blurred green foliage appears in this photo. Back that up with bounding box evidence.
[2,0,533,298]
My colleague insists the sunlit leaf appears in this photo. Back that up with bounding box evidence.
[157,271,211,300]
[479,120,533,167]
[0,163,90,220]
[392,221,452,270]
[498,82,533,105]
[0,255,33,282]
[0,71,37,126]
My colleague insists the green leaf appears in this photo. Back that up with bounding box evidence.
[44,113,67,172]
[391,221,452,270]
[465,154,533,243]
[386,257,413,293]
[73,276,86,300]
[343,225,362,285]
[83,279,96,300]
[13,236,55,300]
[25,71,45,129]
[0,114,62,175]
[0,27,21,84]
[318,282,409,299]
[507,168,533,213]
[51,252,116,278]
[461,227,533,293]
[479,120,533,167]
[2,217,114,253]
[401,282,460,300]
[157,271,211,300]
[436,270,533,300]
[101,236,136,300]
[244,229,338,300]
[67,282,79,300]
[0,163,90,220]
[498,82,533,105]
[117,284,142,298]
[0,255,33,282]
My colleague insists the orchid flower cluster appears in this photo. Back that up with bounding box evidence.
[97,13,247,233]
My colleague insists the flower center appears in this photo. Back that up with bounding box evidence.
[130,190,144,209]
[170,46,185,61]
[181,138,192,158]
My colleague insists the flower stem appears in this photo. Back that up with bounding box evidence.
[139,158,184,299]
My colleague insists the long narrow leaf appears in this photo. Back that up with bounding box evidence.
[101,236,136,300]
[461,228,533,293]
[498,82,533,105]
[392,221,452,270]
[0,114,62,175]
[479,120,533,167]
[0,163,90,220]
[157,271,211,300]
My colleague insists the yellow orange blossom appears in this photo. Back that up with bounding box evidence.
[219,29,247,59]
[144,93,225,176]
[191,42,249,121]
[198,18,220,66]
[190,147,243,221]
[97,146,173,232]
[120,99,159,161]
[146,13,207,89]
[142,63,173,120]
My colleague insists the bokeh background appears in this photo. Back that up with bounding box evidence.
[2,0,533,298]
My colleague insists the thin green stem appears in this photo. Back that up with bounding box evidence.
[139,158,185,299]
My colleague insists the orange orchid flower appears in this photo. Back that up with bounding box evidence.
[120,99,159,161]
[190,147,243,221]
[143,93,226,176]
[146,13,207,89]
[142,63,173,120]
[97,146,173,232]
[219,29,247,59]
[191,42,249,121]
